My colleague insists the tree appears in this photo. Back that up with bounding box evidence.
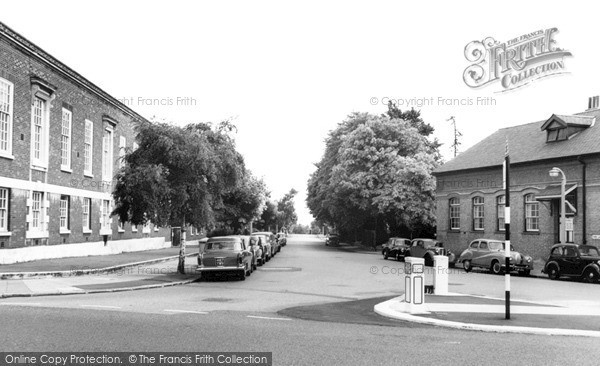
[307,112,440,244]
[257,200,278,232]
[112,119,244,273]
[276,189,298,231]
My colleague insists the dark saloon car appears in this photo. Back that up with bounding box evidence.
[542,244,600,283]
[382,237,412,261]
[196,236,253,280]
[325,234,340,246]
[406,238,456,267]
[458,239,533,276]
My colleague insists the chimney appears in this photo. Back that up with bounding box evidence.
[588,96,600,110]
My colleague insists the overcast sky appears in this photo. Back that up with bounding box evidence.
[3,1,599,225]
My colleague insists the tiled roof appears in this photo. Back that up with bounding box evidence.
[434,108,600,174]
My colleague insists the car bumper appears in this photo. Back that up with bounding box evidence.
[503,263,534,271]
[196,265,244,272]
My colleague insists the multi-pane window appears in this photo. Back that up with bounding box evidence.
[102,128,113,180]
[84,120,93,176]
[31,191,42,230]
[525,194,539,231]
[61,109,72,169]
[32,97,48,166]
[497,195,505,231]
[82,198,91,231]
[101,200,110,230]
[449,197,460,230]
[0,78,13,156]
[472,196,484,231]
[119,136,126,168]
[60,195,70,231]
[0,188,8,232]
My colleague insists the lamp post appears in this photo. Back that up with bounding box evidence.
[549,167,566,243]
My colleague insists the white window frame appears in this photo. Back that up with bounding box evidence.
[119,136,126,168]
[60,108,72,172]
[31,96,50,169]
[0,78,14,159]
[0,187,9,233]
[26,191,48,239]
[102,127,114,181]
[84,120,94,177]
[525,194,540,232]
[472,196,484,231]
[59,195,70,234]
[449,197,460,230]
[82,197,92,233]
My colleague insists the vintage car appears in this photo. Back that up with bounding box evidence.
[458,239,533,276]
[542,243,600,283]
[236,235,261,269]
[382,237,412,261]
[196,236,253,280]
[254,231,280,256]
[325,234,340,246]
[276,232,287,247]
[251,233,272,263]
[406,238,456,267]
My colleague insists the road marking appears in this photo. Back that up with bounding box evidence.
[246,315,292,321]
[80,305,122,309]
[164,309,209,315]
[0,302,43,306]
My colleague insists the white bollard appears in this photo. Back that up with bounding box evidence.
[404,257,425,313]
[433,255,449,295]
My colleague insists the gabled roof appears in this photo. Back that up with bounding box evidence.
[540,114,595,130]
[434,109,600,174]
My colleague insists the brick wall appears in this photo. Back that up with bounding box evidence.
[435,156,600,260]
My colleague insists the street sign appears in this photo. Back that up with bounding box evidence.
[565,218,574,231]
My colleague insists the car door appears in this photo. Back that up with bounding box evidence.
[475,241,492,267]
[561,246,579,275]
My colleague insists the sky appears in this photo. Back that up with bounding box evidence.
[2,1,600,225]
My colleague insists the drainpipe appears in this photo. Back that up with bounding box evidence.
[577,156,587,244]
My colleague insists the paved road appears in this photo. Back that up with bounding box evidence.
[1,235,599,365]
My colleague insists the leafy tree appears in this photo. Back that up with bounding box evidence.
[257,200,278,232]
[307,112,440,244]
[276,189,298,231]
[112,120,244,273]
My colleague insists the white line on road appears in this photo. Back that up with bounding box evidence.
[246,315,292,321]
[0,302,43,306]
[164,309,209,315]
[80,305,122,309]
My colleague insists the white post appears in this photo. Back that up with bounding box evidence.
[404,257,425,314]
[433,255,448,295]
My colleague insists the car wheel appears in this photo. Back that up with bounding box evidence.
[463,260,472,272]
[491,260,503,275]
[253,262,257,271]
[239,270,246,281]
[583,268,599,284]
[424,254,433,267]
[383,249,389,260]
[547,265,560,280]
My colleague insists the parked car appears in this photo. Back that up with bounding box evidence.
[382,237,412,261]
[196,236,253,280]
[542,243,600,283]
[235,235,261,270]
[325,234,340,246]
[406,238,457,267]
[276,232,287,247]
[254,231,279,256]
[458,239,533,276]
[251,233,272,263]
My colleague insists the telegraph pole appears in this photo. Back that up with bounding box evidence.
[447,116,462,157]
[503,139,511,319]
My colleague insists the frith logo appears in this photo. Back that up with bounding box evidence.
[463,28,572,92]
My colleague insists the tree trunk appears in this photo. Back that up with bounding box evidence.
[177,227,186,274]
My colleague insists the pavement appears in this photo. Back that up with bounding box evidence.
[0,245,200,297]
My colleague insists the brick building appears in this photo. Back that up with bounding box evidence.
[433,97,600,260]
[0,22,200,263]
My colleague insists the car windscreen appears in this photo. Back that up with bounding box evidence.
[580,246,600,256]
[488,241,504,251]
[206,242,237,250]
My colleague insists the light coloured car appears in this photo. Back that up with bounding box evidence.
[196,236,253,280]
[458,239,533,276]
[254,231,279,257]
[251,233,272,263]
